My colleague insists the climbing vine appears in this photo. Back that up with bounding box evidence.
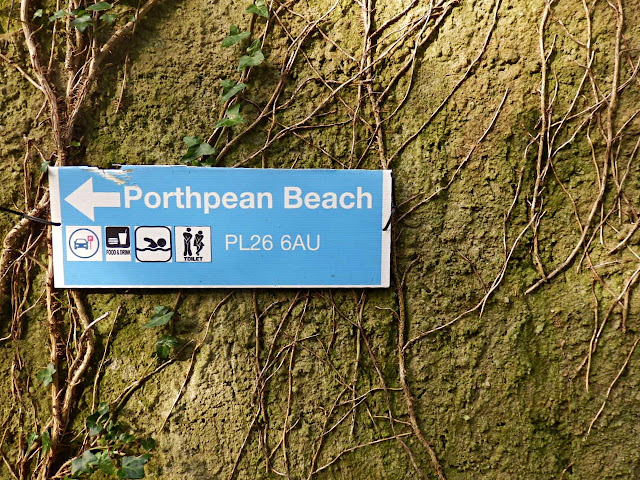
[1,0,640,478]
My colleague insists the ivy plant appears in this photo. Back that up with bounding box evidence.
[66,403,155,479]
[36,363,56,387]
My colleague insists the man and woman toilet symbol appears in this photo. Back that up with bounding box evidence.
[183,228,204,256]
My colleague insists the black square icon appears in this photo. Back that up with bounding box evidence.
[105,227,130,248]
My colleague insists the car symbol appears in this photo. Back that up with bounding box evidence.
[74,238,89,249]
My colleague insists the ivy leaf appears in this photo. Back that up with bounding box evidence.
[246,0,268,18]
[87,2,112,11]
[220,80,247,103]
[41,431,52,453]
[104,421,123,442]
[86,415,103,436]
[237,47,264,71]
[26,433,38,451]
[182,136,201,148]
[86,402,110,436]
[70,14,92,32]
[33,9,44,19]
[195,142,215,157]
[97,402,109,416]
[71,450,98,476]
[181,137,215,164]
[118,433,136,444]
[221,25,250,47]
[101,13,117,24]
[141,437,157,451]
[214,104,244,128]
[36,363,56,387]
[118,454,150,479]
[49,9,69,21]
[156,335,178,359]
[246,38,261,56]
[143,305,174,328]
[94,451,116,476]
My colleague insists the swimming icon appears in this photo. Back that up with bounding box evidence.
[135,226,172,262]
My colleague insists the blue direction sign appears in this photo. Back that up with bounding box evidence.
[49,166,392,288]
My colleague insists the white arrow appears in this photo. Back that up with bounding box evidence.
[64,178,121,221]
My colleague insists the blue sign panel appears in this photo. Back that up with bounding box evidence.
[49,166,392,288]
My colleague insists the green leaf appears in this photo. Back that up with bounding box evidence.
[215,104,244,128]
[143,305,174,328]
[87,2,112,11]
[49,9,69,21]
[70,140,81,147]
[41,431,51,453]
[222,25,250,47]
[220,80,247,103]
[246,38,261,56]
[118,433,136,444]
[26,433,38,451]
[156,335,178,359]
[100,13,117,24]
[33,9,44,19]
[71,450,98,476]
[97,402,110,416]
[70,14,92,32]
[246,0,268,17]
[104,421,123,441]
[86,415,103,436]
[118,455,149,479]
[180,151,197,164]
[195,142,216,157]
[36,363,56,387]
[182,136,201,148]
[141,437,157,451]
[181,137,215,164]
[237,49,264,71]
[94,451,116,476]
[40,161,50,172]
[86,403,109,436]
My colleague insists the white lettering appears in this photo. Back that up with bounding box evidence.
[284,187,303,209]
[175,187,185,208]
[222,192,238,208]
[204,192,220,214]
[225,234,238,250]
[257,192,273,209]
[124,186,142,207]
[163,191,176,208]
[186,186,201,209]
[144,191,161,208]
[339,192,355,209]
[357,187,372,209]
[305,192,320,209]
[321,192,337,209]
[239,192,255,209]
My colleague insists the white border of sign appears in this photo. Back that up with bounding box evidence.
[49,167,66,284]
[50,167,392,289]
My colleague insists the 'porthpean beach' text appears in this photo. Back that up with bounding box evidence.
[123,186,373,213]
